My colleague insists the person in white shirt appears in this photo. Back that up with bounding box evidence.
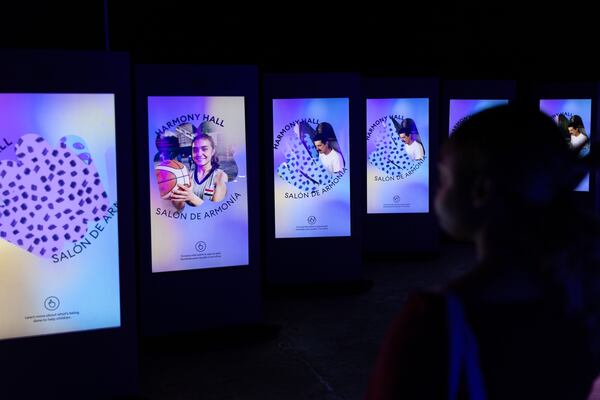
[313,133,343,174]
[568,121,590,158]
[399,128,425,161]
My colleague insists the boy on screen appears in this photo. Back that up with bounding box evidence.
[313,133,343,174]
[567,117,590,158]
[399,127,425,161]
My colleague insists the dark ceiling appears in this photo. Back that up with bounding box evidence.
[1,2,597,80]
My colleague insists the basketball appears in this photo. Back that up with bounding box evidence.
[155,160,191,197]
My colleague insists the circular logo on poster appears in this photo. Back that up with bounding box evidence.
[393,195,401,203]
[307,216,317,225]
[195,241,207,253]
[44,296,60,311]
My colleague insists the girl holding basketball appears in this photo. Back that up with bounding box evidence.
[170,133,228,209]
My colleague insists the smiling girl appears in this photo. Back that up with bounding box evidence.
[170,133,228,209]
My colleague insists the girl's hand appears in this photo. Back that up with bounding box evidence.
[171,184,202,207]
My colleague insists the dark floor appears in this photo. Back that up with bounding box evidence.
[139,241,475,400]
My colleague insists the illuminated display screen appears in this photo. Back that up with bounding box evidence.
[366,98,429,214]
[540,99,592,192]
[449,99,509,135]
[148,96,249,272]
[0,93,120,340]
[273,98,350,238]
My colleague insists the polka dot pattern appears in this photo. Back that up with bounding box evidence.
[277,133,332,192]
[0,134,109,257]
[368,118,418,176]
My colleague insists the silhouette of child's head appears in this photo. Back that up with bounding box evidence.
[435,104,584,241]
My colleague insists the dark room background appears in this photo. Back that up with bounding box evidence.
[2,3,596,80]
